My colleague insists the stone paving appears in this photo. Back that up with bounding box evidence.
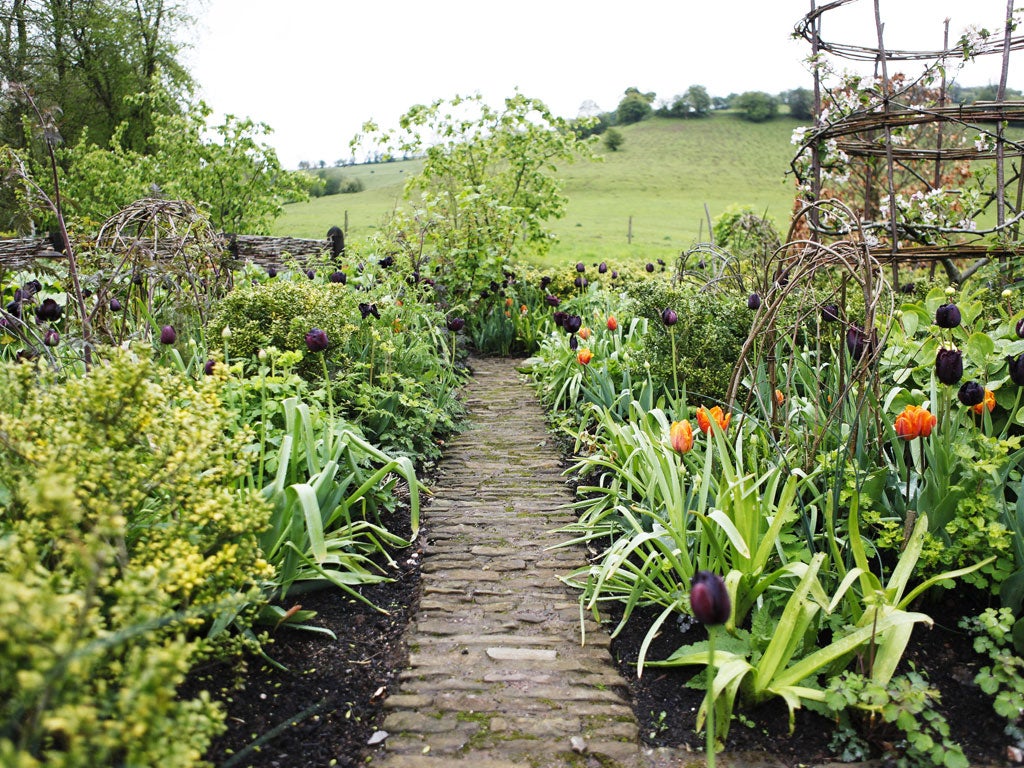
[368,357,796,768]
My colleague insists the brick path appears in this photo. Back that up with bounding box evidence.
[367,356,651,768]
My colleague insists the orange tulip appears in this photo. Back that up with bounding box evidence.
[577,348,593,365]
[505,297,513,307]
[520,304,528,314]
[696,405,731,434]
[579,326,591,340]
[894,404,936,440]
[971,388,996,415]
[774,389,785,406]
[607,315,618,331]
[670,420,694,453]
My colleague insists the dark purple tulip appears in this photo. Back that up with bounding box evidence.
[958,381,985,406]
[645,263,655,273]
[109,297,123,312]
[846,326,873,361]
[598,262,608,274]
[329,270,347,284]
[446,317,465,332]
[490,280,501,293]
[935,347,964,385]
[544,294,560,307]
[1010,354,1024,387]
[935,302,961,329]
[6,300,21,319]
[1016,317,1024,339]
[574,276,587,288]
[611,270,619,279]
[552,311,568,328]
[358,302,380,320]
[747,293,761,310]
[576,262,585,273]
[43,329,59,347]
[24,280,41,296]
[661,308,678,326]
[697,260,707,270]
[378,255,395,269]
[204,359,216,375]
[569,334,578,350]
[657,259,666,267]
[35,298,62,322]
[305,328,329,353]
[690,570,730,626]
[821,304,840,323]
[900,282,917,294]
[306,269,316,280]
[266,266,277,278]
[159,325,176,345]
[563,314,582,334]
[540,276,552,289]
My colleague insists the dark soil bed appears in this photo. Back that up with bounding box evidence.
[196,543,1014,768]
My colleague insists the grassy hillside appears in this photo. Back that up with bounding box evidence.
[273,114,805,265]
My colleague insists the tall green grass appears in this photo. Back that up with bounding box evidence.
[273,114,804,265]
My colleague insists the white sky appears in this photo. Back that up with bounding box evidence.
[185,0,1022,168]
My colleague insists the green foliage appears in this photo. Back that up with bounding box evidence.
[626,281,751,403]
[785,88,814,120]
[960,608,1024,741]
[711,206,782,259]
[0,347,271,767]
[603,128,624,152]
[734,91,779,123]
[660,85,712,118]
[353,92,594,301]
[824,670,968,768]
[615,88,655,125]
[59,96,306,234]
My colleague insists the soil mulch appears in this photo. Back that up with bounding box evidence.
[196,544,1013,768]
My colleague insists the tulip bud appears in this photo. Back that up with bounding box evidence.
[563,315,583,334]
[576,262,585,273]
[305,328,328,353]
[821,304,840,323]
[607,315,618,331]
[574,276,587,288]
[598,262,608,274]
[747,293,761,310]
[159,325,176,345]
[329,270,347,284]
[204,359,216,375]
[552,311,568,328]
[109,297,123,312]
[43,329,59,347]
[446,317,465,332]
[611,270,619,279]
[690,570,730,625]
[935,302,961,328]
[846,326,871,360]
[540,276,552,289]
[935,347,964,385]
[645,263,655,273]
[1009,354,1024,387]
[306,269,316,280]
[545,294,560,307]
[661,308,678,326]
[957,381,985,406]
[266,266,277,278]
[1016,318,1024,339]
[569,334,578,350]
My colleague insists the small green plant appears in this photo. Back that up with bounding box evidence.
[823,669,968,768]
[960,607,1024,746]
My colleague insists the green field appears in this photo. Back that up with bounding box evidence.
[273,114,805,266]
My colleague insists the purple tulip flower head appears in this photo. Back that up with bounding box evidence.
[446,316,465,332]
[305,328,329,353]
[935,302,962,329]
[645,263,655,273]
[563,314,583,334]
[576,262,586,273]
[1009,353,1024,387]
[109,297,123,312]
[661,308,678,327]
[957,381,985,406]
[43,329,60,347]
[821,304,840,323]
[747,293,761,311]
[598,262,608,274]
[690,570,730,626]
[544,294,561,307]
[329,270,347,284]
[204,359,217,376]
[552,311,568,328]
[1016,317,1024,339]
[35,298,62,322]
[159,325,176,345]
[935,347,964,385]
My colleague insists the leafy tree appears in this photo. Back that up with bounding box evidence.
[684,85,711,117]
[616,87,655,125]
[786,87,814,120]
[734,91,778,122]
[603,127,624,151]
[353,92,595,299]
[57,95,307,234]
[0,0,195,153]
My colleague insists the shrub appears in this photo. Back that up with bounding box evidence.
[734,91,778,123]
[626,281,750,403]
[0,348,272,766]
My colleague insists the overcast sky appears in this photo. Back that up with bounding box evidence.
[185,1,1021,168]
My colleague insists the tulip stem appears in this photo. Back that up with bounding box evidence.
[669,326,680,405]
[705,626,718,768]
[321,354,335,454]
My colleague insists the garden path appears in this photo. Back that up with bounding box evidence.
[368,356,797,768]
